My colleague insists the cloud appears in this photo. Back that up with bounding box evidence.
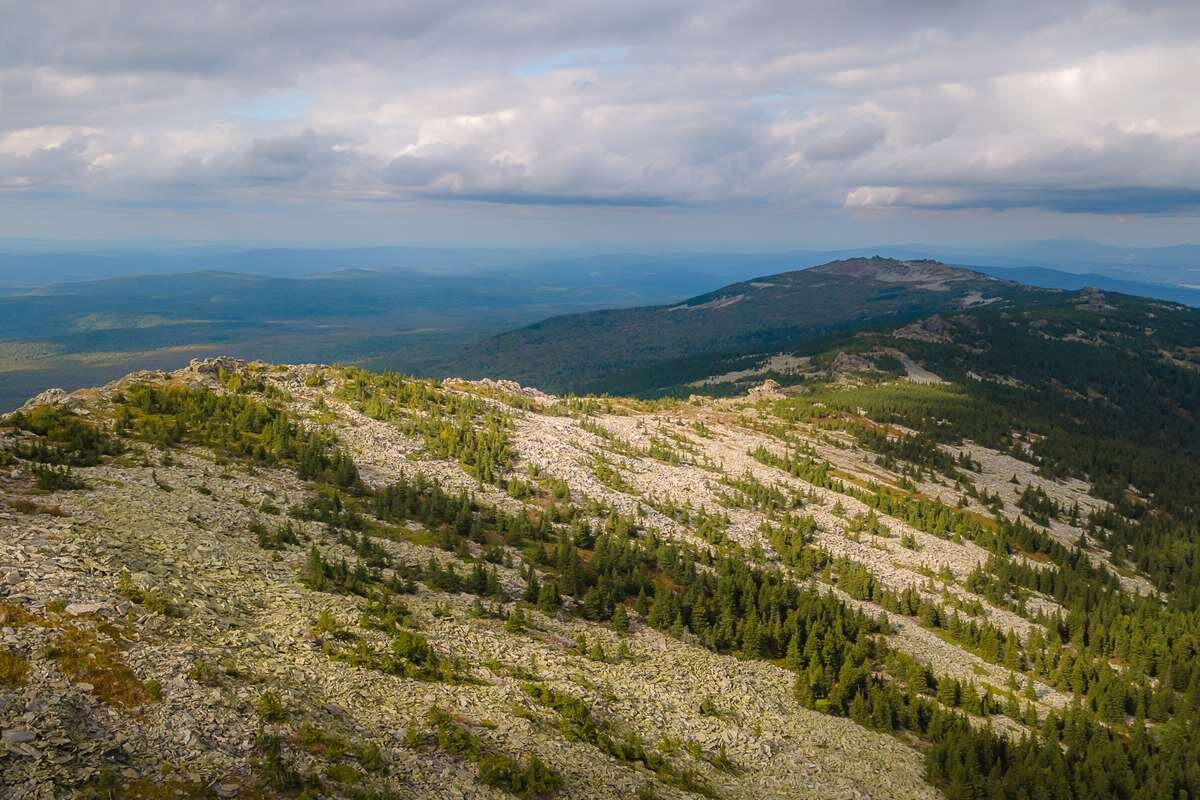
[847,184,1200,215]
[804,121,887,162]
[0,0,1198,234]
[0,134,96,189]
[232,129,356,185]
[1036,187,1200,215]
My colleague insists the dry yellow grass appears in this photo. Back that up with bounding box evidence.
[0,647,29,687]
[46,625,154,708]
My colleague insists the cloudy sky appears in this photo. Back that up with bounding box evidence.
[1,0,1198,246]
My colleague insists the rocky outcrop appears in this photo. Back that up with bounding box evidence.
[831,352,873,375]
[893,315,952,344]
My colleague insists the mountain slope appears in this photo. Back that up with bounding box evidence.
[440,257,1043,393]
[3,286,1200,798]
[0,360,946,799]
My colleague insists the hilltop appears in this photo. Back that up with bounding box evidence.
[439,257,1042,393]
[2,320,1199,798]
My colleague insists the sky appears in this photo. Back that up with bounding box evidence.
[1,1,1198,247]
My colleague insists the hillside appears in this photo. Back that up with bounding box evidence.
[2,335,1199,798]
[0,260,746,414]
[6,251,1197,417]
[440,258,1044,392]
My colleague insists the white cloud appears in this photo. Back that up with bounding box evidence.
[0,0,1198,238]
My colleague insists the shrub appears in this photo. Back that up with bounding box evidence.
[391,629,436,668]
[255,690,288,722]
[254,732,303,792]
[116,573,179,617]
[187,659,222,687]
[505,607,527,634]
[477,752,563,799]
[254,520,301,550]
[76,770,217,800]
[428,707,483,758]
[324,763,361,785]
[706,745,739,774]
[6,405,121,466]
[357,742,387,774]
[31,463,86,491]
[636,784,659,800]
[114,383,359,487]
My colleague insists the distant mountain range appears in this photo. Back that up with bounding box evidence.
[1,237,1197,289]
[968,264,1200,307]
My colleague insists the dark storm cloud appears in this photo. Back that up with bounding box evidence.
[0,0,1197,223]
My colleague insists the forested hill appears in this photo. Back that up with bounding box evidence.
[5,351,1200,799]
[437,257,1045,392]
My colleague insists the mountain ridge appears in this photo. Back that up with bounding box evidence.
[437,257,1043,393]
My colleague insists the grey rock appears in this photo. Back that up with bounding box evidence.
[65,602,106,616]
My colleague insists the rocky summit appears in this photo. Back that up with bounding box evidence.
[0,347,1197,799]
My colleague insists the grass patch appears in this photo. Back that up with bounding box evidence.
[77,770,217,800]
[0,601,35,627]
[46,626,154,707]
[0,648,29,687]
[116,572,181,617]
